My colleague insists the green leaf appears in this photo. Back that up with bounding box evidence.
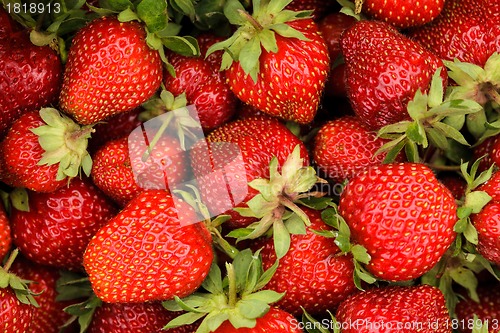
[406,122,427,146]
[351,244,370,264]
[255,259,279,291]
[223,0,247,25]
[464,191,492,214]
[164,311,208,329]
[269,23,308,40]
[242,290,284,303]
[432,121,470,146]
[233,249,258,293]
[0,269,9,288]
[407,90,428,120]
[236,299,269,319]
[202,263,224,295]
[117,7,140,22]
[454,216,469,233]
[381,136,407,164]
[170,0,196,19]
[426,127,450,151]
[238,35,262,83]
[428,67,444,108]
[449,267,479,302]
[205,312,231,331]
[463,222,479,245]
[273,219,291,259]
[162,36,199,56]
[10,188,30,212]
[404,140,420,163]
[284,213,307,235]
[136,0,168,32]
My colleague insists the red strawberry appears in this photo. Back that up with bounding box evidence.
[0,288,33,332]
[340,20,447,130]
[473,135,500,172]
[317,12,357,62]
[455,284,500,333]
[213,307,302,332]
[0,8,62,135]
[313,116,403,183]
[339,163,457,281]
[83,190,214,303]
[336,285,452,333]
[208,0,330,124]
[0,109,93,193]
[0,202,11,262]
[408,0,500,67]
[439,173,468,200]
[10,177,116,270]
[10,257,75,333]
[360,0,445,28]
[257,207,356,316]
[59,16,162,125]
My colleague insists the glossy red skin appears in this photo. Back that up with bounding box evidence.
[408,0,500,67]
[455,284,500,333]
[164,50,237,131]
[88,302,198,333]
[0,203,11,262]
[0,12,62,135]
[313,116,403,183]
[0,110,66,192]
[213,307,302,333]
[0,288,34,333]
[362,0,445,28]
[59,16,162,125]
[226,19,330,124]
[336,285,451,333]
[339,163,457,281]
[473,135,500,172]
[340,20,447,130]
[11,177,117,270]
[10,258,74,333]
[191,116,309,228]
[258,208,356,316]
[83,190,214,303]
[317,12,356,62]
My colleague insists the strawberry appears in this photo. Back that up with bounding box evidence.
[439,172,468,200]
[0,201,11,262]
[335,285,452,333]
[207,0,330,124]
[313,116,403,183]
[10,177,116,270]
[83,190,214,303]
[213,307,302,332]
[10,257,75,333]
[473,135,500,172]
[471,171,500,266]
[340,20,447,130]
[257,207,356,316]
[59,16,163,125]
[0,108,93,193]
[408,0,500,67]
[0,8,62,135]
[455,284,500,333]
[358,0,445,28]
[339,163,458,281]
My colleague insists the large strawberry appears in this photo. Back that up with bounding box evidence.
[59,15,162,125]
[10,177,116,270]
[340,20,447,130]
[0,108,93,193]
[0,7,62,135]
[335,285,452,333]
[207,0,330,124]
[256,207,356,316]
[83,190,214,303]
[339,163,458,281]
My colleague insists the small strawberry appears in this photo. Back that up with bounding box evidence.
[0,108,93,193]
[339,163,458,281]
[336,285,452,333]
[10,177,116,270]
[0,201,11,262]
[340,20,447,130]
[313,115,403,183]
[83,190,214,303]
[207,0,330,124]
[455,284,500,333]
[357,0,445,28]
[59,16,163,125]
[0,8,62,135]
[256,207,356,316]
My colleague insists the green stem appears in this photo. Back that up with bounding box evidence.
[213,229,240,260]
[3,249,19,272]
[237,9,263,31]
[142,113,173,162]
[226,263,237,308]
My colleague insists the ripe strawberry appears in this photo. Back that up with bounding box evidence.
[83,190,214,303]
[0,8,62,135]
[257,207,356,316]
[0,202,11,262]
[339,163,457,281]
[10,257,74,333]
[0,288,33,332]
[359,0,445,28]
[10,177,116,270]
[336,285,451,333]
[439,173,468,200]
[408,0,500,67]
[213,307,302,332]
[313,116,403,183]
[0,108,93,193]
[473,135,500,172]
[59,16,162,125]
[340,20,447,130]
[208,0,330,124]
[455,284,500,333]
[471,171,500,266]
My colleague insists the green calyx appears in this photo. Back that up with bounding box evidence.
[30,108,93,181]
[228,145,327,259]
[163,249,283,333]
[0,249,39,307]
[377,67,483,163]
[206,0,311,82]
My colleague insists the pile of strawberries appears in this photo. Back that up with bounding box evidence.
[1,0,499,332]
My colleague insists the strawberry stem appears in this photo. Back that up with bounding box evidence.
[226,263,237,308]
[238,9,264,31]
[2,248,19,273]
